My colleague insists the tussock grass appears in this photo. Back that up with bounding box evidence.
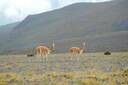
[0,52,128,85]
[0,69,128,85]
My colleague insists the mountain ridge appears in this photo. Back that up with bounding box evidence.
[0,0,128,54]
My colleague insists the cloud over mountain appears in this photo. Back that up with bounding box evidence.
[0,0,112,26]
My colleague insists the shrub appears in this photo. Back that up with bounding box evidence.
[104,51,111,55]
[26,54,35,57]
[81,79,101,85]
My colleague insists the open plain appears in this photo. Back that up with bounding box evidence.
[0,52,128,85]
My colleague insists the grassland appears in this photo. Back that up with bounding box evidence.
[0,52,128,85]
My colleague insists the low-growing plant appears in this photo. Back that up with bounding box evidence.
[81,79,102,85]
[0,73,23,85]
[106,80,117,85]
[104,51,111,55]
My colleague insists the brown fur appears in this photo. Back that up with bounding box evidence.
[69,47,83,55]
[36,46,51,56]
[36,41,55,57]
[69,42,86,55]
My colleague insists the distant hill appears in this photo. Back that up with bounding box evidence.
[0,22,20,53]
[0,0,128,54]
[0,22,19,34]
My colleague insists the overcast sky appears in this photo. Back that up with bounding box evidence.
[0,0,112,26]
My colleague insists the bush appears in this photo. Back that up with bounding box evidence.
[81,79,101,85]
[104,51,111,55]
[26,54,35,57]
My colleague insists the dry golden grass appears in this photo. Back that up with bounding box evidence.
[0,52,128,85]
[0,69,127,85]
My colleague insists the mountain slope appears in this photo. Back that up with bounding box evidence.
[0,0,128,54]
[0,22,19,34]
[0,22,19,51]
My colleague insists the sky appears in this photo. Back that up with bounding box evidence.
[0,0,112,26]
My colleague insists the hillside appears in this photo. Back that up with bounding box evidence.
[0,22,20,52]
[0,0,128,54]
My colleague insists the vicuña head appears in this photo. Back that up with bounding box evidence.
[69,41,86,55]
[36,41,55,56]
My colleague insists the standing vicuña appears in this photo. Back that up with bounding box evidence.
[69,42,86,60]
[36,41,55,56]
[69,42,86,55]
